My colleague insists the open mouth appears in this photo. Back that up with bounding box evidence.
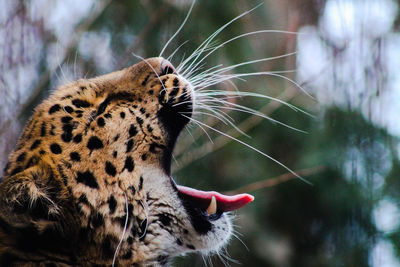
[177,185,254,215]
[171,177,254,233]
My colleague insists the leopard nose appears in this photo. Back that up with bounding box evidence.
[161,60,176,76]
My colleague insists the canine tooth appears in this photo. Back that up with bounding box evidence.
[206,196,217,215]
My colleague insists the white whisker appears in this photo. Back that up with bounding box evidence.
[177,3,263,75]
[167,40,189,62]
[195,90,313,117]
[197,102,307,134]
[188,31,301,76]
[191,104,251,137]
[112,191,129,266]
[181,115,312,185]
[159,0,196,57]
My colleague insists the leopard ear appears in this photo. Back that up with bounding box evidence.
[0,164,78,235]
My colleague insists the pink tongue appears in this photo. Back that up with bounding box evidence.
[177,185,254,212]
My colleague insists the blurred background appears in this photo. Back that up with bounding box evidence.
[1,0,400,266]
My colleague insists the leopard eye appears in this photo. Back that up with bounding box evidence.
[161,64,175,76]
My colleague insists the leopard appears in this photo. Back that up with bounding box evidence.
[0,57,253,266]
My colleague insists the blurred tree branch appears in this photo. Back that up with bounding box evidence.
[225,165,326,194]
[16,0,112,122]
[116,6,169,69]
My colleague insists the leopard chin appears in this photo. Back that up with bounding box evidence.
[0,57,253,266]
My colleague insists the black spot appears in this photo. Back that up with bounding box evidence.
[116,216,127,228]
[184,229,189,234]
[173,77,179,88]
[61,133,72,143]
[16,152,26,162]
[26,156,39,168]
[127,204,133,218]
[140,108,146,114]
[158,214,171,226]
[80,86,86,91]
[159,90,166,102]
[108,195,117,214]
[157,255,169,265]
[70,152,81,162]
[91,212,104,228]
[57,165,68,186]
[148,90,154,95]
[104,113,112,118]
[61,116,73,123]
[113,151,118,158]
[49,104,61,114]
[105,161,116,177]
[48,125,55,136]
[146,113,150,118]
[132,104,138,109]
[127,236,133,244]
[39,150,45,155]
[129,124,137,137]
[149,142,165,153]
[78,194,89,204]
[129,186,136,195]
[122,250,132,259]
[113,134,120,142]
[97,117,105,127]
[138,97,143,102]
[73,134,82,143]
[141,154,147,161]
[40,122,47,137]
[61,94,72,100]
[62,123,73,133]
[142,74,150,86]
[146,125,153,132]
[176,239,183,246]
[120,112,126,118]
[131,225,137,237]
[187,244,195,250]
[72,99,91,108]
[101,236,115,257]
[76,171,98,189]
[61,123,73,142]
[123,156,134,172]
[136,117,143,125]
[30,139,41,150]
[126,139,134,153]
[76,114,83,118]
[50,143,62,154]
[138,176,143,191]
[10,166,22,176]
[87,136,103,150]
[64,106,74,113]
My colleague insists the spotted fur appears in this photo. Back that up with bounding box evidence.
[0,58,232,266]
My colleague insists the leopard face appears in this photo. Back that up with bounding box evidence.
[0,57,247,266]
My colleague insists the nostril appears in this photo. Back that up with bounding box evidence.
[160,61,176,76]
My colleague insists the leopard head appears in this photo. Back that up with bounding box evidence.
[0,57,253,265]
